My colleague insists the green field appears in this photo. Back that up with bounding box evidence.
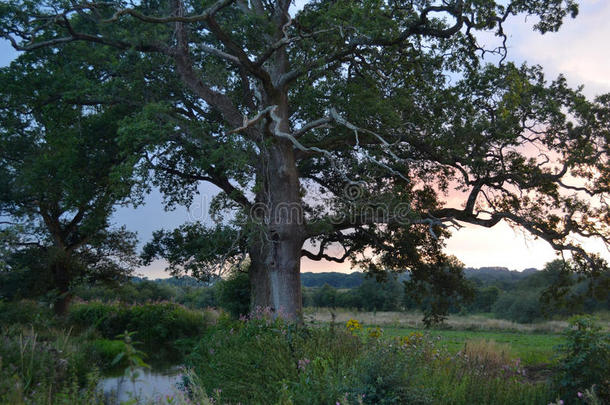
[382,327,563,365]
[306,309,571,366]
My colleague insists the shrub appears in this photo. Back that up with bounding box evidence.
[186,317,555,405]
[188,313,363,404]
[0,300,54,327]
[86,338,126,368]
[68,301,209,346]
[216,271,250,318]
[492,292,542,323]
[345,343,433,404]
[554,316,610,402]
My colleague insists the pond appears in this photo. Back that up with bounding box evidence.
[99,366,185,404]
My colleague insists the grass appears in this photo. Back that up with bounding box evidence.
[303,307,591,333]
[303,308,579,366]
[1,301,605,404]
[382,327,563,365]
[186,314,558,405]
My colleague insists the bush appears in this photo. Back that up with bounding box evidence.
[0,300,54,326]
[85,338,126,368]
[188,313,363,404]
[492,292,542,323]
[345,343,433,404]
[216,271,250,318]
[554,316,610,402]
[68,301,209,346]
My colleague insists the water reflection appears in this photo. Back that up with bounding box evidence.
[100,366,183,404]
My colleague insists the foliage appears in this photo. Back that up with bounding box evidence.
[188,313,362,404]
[185,314,556,404]
[0,300,54,326]
[111,330,151,385]
[554,316,610,402]
[142,224,246,282]
[68,301,209,346]
[216,270,251,318]
[0,45,142,313]
[86,338,127,368]
[492,291,543,324]
[303,262,608,323]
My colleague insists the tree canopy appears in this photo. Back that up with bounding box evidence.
[0,46,142,313]
[1,0,609,319]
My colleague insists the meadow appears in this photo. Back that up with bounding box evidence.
[304,308,588,366]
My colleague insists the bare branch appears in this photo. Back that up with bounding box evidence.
[293,117,333,138]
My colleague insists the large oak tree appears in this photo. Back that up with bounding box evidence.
[2,0,609,319]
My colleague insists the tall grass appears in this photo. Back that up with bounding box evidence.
[0,325,103,404]
[304,308,590,333]
[184,314,556,405]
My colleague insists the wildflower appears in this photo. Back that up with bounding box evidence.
[346,319,362,333]
[577,392,583,398]
[366,326,383,339]
[297,358,310,371]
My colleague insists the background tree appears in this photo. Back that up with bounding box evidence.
[2,0,609,319]
[0,47,142,314]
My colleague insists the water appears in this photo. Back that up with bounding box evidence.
[99,366,184,404]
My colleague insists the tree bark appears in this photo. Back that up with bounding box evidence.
[51,260,72,316]
[53,291,72,316]
[255,135,305,320]
[249,244,271,309]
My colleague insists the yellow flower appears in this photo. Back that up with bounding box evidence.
[346,319,362,333]
[399,331,424,346]
[366,326,383,339]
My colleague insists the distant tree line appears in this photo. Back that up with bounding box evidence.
[2,260,607,323]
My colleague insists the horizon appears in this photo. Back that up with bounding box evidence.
[142,265,542,281]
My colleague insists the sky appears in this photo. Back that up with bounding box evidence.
[2,0,609,278]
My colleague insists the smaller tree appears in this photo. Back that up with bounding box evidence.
[216,269,251,318]
[0,50,141,314]
[555,316,610,402]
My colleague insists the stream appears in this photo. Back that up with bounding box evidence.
[99,365,185,404]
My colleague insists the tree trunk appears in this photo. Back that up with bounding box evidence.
[249,244,271,309]
[251,115,305,320]
[249,144,305,319]
[248,228,303,320]
[52,268,72,316]
[53,291,72,316]
[249,12,305,320]
[50,252,72,316]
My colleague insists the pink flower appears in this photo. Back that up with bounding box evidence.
[297,358,311,371]
[577,392,583,398]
